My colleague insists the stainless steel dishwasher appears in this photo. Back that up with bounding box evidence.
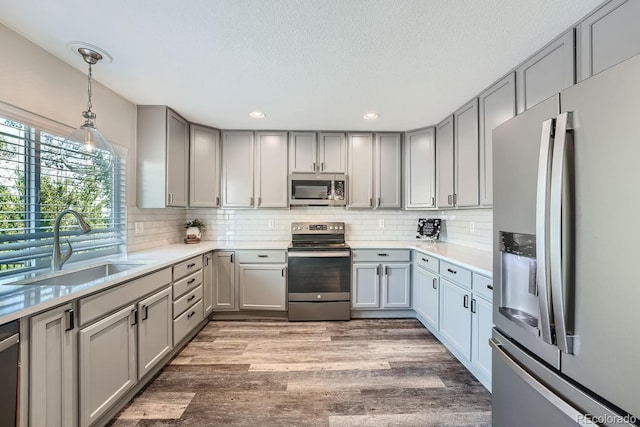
[0,320,19,427]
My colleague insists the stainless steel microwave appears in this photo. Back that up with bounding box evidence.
[289,174,347,206]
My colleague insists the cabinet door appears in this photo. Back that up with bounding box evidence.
[404,128,436,209]
[318,132,347,173]
[439,279,472,361]
[239,264,287,311]
[203,252,214,315]
[578,0,640,81]
[414,266,439,331]
[516,30,575,113]
[222,131,254,208]
[347,133,374,208]
[189,124,221,207]
[352,263,380,309]
[381,263,411,308]
[137,287,172,379]
[79,305,137,427]
[213,251,236,310]
[375,133,402,209]
[435,115,455,208]
[30,303,76,427]
[289,132,317,173]
[472,295,493,389]
[454,98,479,207]
[255,131,288,208]
[166,109,189,207]
[478,73,516,206]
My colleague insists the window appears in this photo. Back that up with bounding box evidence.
[0,112,126,277]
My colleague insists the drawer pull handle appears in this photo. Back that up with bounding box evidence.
[187,310,196,319]
[487,284,493,290]
[64,309,75,331]
[421,257,429,262]
[471,298,477,313]
[258,254,268,258]
[432,278,437,290]
[447,268,457,274]
[187,295,196,302]
[188,278,196,285]
[187,263,196,268]
[377,253,389,257]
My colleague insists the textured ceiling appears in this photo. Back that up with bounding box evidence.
[0,0,604,131]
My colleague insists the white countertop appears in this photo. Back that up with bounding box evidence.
[0,239,490,325]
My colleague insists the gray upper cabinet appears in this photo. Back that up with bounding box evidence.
[189,124,221,208]
[347,133,374,208]
[436,115,454,208]
[318,132,347,173]
[222,131,254,208]
[288,132,317,173]
[454,98,479,207]
[516,30,575,114]
[375,133,402,209]
[137,106,189,208]
[404,127,436,209]
[577,0,640,81]
[478,72,516,207]
[255,131,288,208]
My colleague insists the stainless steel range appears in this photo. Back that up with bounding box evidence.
[287,222,351,321]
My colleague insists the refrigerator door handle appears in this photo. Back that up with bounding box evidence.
[489,338,587,424]
[550,112,575,355]
[535,118,555,345]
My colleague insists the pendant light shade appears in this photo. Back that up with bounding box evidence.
[62,47,114,175]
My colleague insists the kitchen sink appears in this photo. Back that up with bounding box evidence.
[13,262,147,287]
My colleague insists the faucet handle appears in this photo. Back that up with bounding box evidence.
[61,239,73,263]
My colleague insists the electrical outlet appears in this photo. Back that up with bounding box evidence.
[378,219,385,228]
[469,221,475,233]
[134,222,144,235]
[268,219,275,229]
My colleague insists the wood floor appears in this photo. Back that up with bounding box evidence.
[109,319,492,426]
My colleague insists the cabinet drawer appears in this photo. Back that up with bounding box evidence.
[173,299,203,345]
[173,256,203,280]
[473,273,493,301]
[352,249,411,263]
[173,270,203,298]
[79,268,172,326]
[440,261,471,289]
[415,252,439,273]
[237,250,286,263]
[173,284,203,318]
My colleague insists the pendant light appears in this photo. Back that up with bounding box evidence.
[62,47,114,175]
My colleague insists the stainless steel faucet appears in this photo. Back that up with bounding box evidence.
[52,209,92,271]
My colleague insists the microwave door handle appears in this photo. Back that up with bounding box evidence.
[550,112,575,355]
[535,118,555,346]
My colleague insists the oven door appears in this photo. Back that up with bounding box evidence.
[287,250,351,301]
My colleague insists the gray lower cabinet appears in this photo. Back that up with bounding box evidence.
[137,287,172,378]
[79,304,137,427]
[577,0,640,81]
[352,250,411,310]
[404,128,436,209]
[413,264,439,332]
[439,278,472,360]
[30,303,77,427]
[203,252,214,316]
[255,131,288,208]
[471,294,493,388]
[222,131,254,208]
[136,106,189,208]
[478,72,516,206]
[238,264,287,310]
[189,124,221,208]
[516,29,575,113]
[213,251,236,310]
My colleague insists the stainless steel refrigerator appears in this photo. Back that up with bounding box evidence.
[492,53,640,427]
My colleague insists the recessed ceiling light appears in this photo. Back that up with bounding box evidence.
[363,113,380,120]
[249,111,266,119]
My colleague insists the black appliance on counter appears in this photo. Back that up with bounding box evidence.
[287,222,351,321]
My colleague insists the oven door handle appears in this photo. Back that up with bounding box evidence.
[287,251,351,258]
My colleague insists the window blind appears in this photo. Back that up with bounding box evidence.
[0,113,126,277]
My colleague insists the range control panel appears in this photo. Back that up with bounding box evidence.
[291,222,345,234]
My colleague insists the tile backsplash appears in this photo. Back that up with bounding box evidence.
[127,206,187,252]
